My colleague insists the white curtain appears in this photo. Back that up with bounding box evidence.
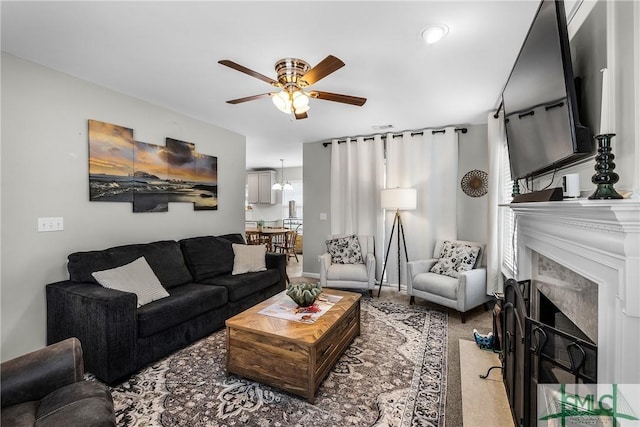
[330,136,385,278]
[384,128,458,287]
[486,112,506,294]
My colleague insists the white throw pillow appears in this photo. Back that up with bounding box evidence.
[232,244,267,275]
[91,257,169,307]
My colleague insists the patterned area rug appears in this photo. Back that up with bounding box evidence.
[108,298,447,427]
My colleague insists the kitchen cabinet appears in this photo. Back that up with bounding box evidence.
[247,171,276,204]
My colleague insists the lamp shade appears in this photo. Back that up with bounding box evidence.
[381,188,417,210]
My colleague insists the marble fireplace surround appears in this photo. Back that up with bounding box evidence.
[511,199,639,384]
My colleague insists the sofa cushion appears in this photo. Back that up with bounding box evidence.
[136,283,228,338]
[91,257,169,308]
[413,272,458,300]
[327,263,369,281]
[1,401,38,427]
[232,244,267,275]
[201,269,280,302]
[36,381,115,426]
[179,236,235,281]
[218,233,246,244]
[68,240,192,289]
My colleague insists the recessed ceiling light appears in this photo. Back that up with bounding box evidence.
[421,24,449,44]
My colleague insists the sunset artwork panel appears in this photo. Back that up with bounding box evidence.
[88,120,134,202]
[133,141,169,212]
[88,120,218,212]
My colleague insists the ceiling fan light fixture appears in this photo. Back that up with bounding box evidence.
[272,91,292,114]
[421,24,449,44]
[292,91,309,109]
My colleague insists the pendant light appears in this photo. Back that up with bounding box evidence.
[272,159,293,191]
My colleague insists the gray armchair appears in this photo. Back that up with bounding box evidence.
[320,234,376,295]
[1,337,116,427]
[407,239,490,323]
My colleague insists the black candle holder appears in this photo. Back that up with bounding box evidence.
[589,133,623,200]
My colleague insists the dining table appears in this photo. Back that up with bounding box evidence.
[245,227,289,252]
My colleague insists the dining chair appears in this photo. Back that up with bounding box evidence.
[275,230,298,262]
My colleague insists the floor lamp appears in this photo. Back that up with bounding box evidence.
[378,188,417,296]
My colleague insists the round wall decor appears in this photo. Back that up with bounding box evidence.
[461,169,488,197]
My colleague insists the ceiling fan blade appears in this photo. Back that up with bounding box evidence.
[226,93,274,104]
[311,91,367,106]
[295,111,308,120]
[218,60,279,86]
[300,55,345,86]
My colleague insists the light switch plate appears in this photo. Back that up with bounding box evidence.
[320,213,327,220]
[38,217,64,232]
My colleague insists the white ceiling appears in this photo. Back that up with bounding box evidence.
[1,1,542,169]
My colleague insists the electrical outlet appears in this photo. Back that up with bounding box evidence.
[38,217,64,232]
[319,213,327,220]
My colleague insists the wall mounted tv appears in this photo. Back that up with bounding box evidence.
[502,0,593,181]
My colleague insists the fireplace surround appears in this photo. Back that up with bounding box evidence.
[500,199,639,426]
[511,199,639,384]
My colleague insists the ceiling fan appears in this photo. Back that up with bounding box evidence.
[218,55,367,120]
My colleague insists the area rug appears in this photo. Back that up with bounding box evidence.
[108,298,447,427]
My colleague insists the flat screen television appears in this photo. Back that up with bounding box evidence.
[502,0,593,180]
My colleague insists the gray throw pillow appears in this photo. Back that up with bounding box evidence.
[92,256,169,307]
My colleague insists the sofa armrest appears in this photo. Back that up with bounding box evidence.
[46,280,137,385]
[365,252,376,287]
[319,252,332,286]
[407,259,438,276]
[1,337,83,408]
[456,267,489,311]
[265,252,286,285]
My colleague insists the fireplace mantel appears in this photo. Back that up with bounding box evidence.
[510,199,639,384]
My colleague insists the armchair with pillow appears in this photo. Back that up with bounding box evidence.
[320,234,376,295]
[407,239,490,323]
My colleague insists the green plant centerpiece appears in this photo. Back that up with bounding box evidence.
[286,283,322,307]
[257,219,265,231]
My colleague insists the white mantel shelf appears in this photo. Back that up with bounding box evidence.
[510,198,640,384]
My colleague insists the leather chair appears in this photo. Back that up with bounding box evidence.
[407,239,490,323]
[320,234,376,295]
[1,337,116,427]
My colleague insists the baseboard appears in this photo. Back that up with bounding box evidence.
[302,272,320,279]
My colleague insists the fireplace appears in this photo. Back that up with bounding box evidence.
[501,199,639,427]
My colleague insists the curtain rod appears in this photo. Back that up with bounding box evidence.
[321,127,468,147]
[493,100,504,119]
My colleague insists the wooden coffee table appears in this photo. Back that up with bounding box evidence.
[225,288,361,403]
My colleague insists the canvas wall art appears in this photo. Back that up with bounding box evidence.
[88,120,218,212]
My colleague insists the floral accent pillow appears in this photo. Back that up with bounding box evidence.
[430,240,480,278]
[326,235,364,264]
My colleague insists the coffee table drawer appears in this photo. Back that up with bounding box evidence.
[314,300,360,380]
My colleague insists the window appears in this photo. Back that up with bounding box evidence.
[500,141,517,277]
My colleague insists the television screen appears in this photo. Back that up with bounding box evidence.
[503,0,592,180]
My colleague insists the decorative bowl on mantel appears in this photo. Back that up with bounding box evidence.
[286,283,322,307]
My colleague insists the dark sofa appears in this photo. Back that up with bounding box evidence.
[46,233,286,385]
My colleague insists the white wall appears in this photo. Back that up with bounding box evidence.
[0,54,247,361]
